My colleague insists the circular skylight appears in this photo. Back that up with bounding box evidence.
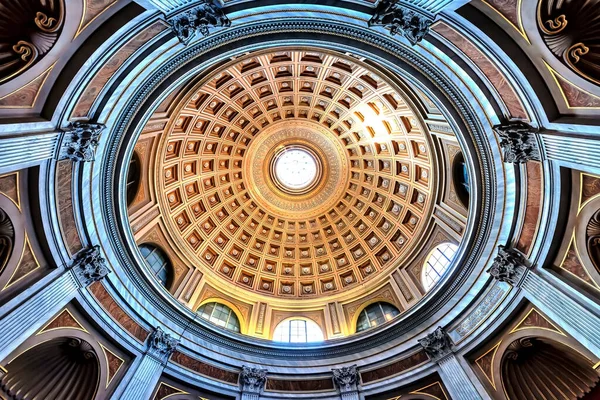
[274,147,318,191]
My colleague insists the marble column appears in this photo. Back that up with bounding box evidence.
[488,245,600,357]
[240,366,268,400]
[0,131,61,174]
[116,327,179,400]
[540,132,600,173]
[418,327,488,400]
[0,246,109,361]
[332,365,360,400]
[0,121,104,174]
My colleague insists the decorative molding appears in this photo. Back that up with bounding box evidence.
[147,326,179,363]
[493,121,541,163]
[418,326,452,361]
[332,365,359,395]
[0,208,14,273]
[587,210,600,271]
[487,245,530,286]
[70,245,110,287]
[452,282,507,339]
[369,0,433,45]
[0,0,64,84]
[169,1,231,45]
[57,122,105,162]
[240,366,267,396]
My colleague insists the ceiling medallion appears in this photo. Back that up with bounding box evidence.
[271,145,321,194]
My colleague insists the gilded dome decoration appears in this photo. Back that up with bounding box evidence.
[142,48,441,306]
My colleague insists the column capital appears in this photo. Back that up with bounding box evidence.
[487,245,530,287]
[147,326,179,363]
[240,365,267,395]
[169,0,231,45]
[418,326,453,362]
[70,246,110,287]
[58,121,105,162]
[493,120,541,163]
[332,364,359,396]
[368,0,433,45]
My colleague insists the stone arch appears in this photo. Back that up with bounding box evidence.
[0,193,25,290]
[490,329,599,400]
[575,196,600,287]
[0,328,109,400]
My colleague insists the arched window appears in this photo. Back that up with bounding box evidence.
[422,243,458,291]
[139,244,173,288]
[197,302,241,333]
[452,153,470,207]
[356,302,400,332]
[273,318,324,343]
[126,152,141,206]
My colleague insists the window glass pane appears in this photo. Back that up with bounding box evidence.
[197,302,241,333]
[355,302,400,333]
[273,319,324,343]
[422,243,458,291]
[139,244,171,287]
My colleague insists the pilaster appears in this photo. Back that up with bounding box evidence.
[418,327,487,400]
[0,245,109,361]
[240,366,268,400]
[488,245,600,357]
[332,365,360,400]
[116,327,179,400]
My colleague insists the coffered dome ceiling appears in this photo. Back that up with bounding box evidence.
[133,47,455,309]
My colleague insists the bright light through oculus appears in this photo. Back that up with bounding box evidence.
[274,148,318,190]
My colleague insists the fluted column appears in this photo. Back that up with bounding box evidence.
[332,365,360,400]
[418,327,488,400]
[0,246,109,361]
[540,132,600,173]
[488,245,600,357]
[0,122,104,174]
[0,131,61,174]
[240,366,268,400]
[116,327,179,400]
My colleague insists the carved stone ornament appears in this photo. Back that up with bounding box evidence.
[169,0,231,45]
[59,122,105,162]
[493,121,541,163]
[418,326,452,361]
[538,0,600,85]
[148,326,179,362]
[240,366,267,394]
[368,0,433,45]
[332,365,359,393]
[0,209,15,272]
[71,245,109,287]
[587,210,600,271]
[487,245,529,286]
[0,0,64,84]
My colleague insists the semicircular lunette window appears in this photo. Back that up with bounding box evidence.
[139,244,173,288]
[422,243,458,291]
[356,302,400,333]
[197,302,241,333]
[273,318,324,343]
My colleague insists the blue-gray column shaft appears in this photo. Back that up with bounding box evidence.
[438,354,487,400]
[0,270,79,361]
[521,271,600,357]
[116,354,164,400]
[0,132,61,174]
[541,133,600,173]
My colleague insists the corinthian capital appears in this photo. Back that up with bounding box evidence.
[493,121,541,163]
[418,326,452,361]
[169,0,231,45]
[240,366,267,394]
[147,326,179,362]
[487,245,530,286]
[58,121,105,162]
[368,0,433,45]
[332,364,359,394]
[71,245,109,287]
